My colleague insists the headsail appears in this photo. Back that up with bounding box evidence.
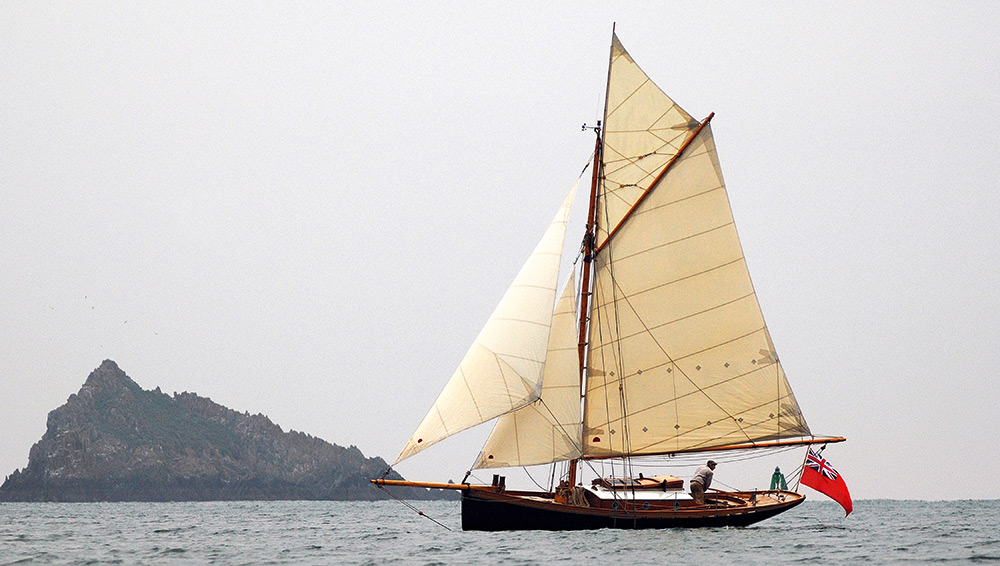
[597,33,700,248]
[583,119,811,458]
[475,271,583,469]
[395,182,579,464]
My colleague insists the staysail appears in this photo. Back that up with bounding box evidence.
[395,182,579,464]
[475,271,583,469]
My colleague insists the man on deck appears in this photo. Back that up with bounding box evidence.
[689,460,717,505]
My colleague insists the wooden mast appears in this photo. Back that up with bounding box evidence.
[569,127,603,488]
[568,28,615,489]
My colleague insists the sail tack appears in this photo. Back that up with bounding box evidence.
[475,272,583,469]
[395,182,579,464]
[583,122,811,458]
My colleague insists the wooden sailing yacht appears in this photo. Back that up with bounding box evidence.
[374,31,845,530]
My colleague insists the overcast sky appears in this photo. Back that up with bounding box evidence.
[3,2,998,501]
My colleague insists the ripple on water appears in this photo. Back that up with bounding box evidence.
[1,500,999,564]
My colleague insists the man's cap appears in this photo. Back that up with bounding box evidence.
[707,460,717,466]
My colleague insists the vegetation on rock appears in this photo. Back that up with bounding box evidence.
[0,360,445,502]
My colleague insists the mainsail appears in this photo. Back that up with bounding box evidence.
[395,182,579,464]
[583,68,811,458]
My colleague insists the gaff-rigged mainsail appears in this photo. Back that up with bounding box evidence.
[582,33,810,459]
[395,181,579,464]
[583,120,811,459]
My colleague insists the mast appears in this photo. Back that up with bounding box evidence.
[568,130,602,488]
[568,29,615,488]
[577,132,602,381]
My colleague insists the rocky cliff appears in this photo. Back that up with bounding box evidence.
[0,360,445,502]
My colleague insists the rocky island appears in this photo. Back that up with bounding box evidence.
[0,360,445,502]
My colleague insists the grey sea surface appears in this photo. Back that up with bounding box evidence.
[2,499,998,564]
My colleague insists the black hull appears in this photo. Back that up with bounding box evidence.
[461,489,804,531]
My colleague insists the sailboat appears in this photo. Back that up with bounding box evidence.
[374,31,845,530]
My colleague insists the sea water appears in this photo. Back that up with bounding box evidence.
[2,499,998,564]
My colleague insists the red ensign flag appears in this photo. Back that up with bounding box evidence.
[800,448,853,516]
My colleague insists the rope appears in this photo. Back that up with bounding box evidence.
[523,467,547,491]
[792,443,826,490]
[593,163,643,520]
[374,482,453,532]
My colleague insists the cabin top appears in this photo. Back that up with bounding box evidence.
[592,475,684,491]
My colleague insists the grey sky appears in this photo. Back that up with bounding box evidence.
[2,3,998,501]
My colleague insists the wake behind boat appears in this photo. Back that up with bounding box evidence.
[374,30,845,531]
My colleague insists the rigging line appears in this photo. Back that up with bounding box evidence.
[535,397,584,456]
[374,483,453,532]
[597,152,637,502]
[792,448,810,491]
[580,154,594,178]
[601,355,794,428]
[590,280,617,482]
[624,444,802,468]
[789,464,805,489]
[522,466,548,491]
[602,279,753,446]
[601,131,690,187]
[466,470,492,487]
[711,478,742,492]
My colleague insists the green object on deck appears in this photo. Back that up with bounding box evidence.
[771,467,788,490]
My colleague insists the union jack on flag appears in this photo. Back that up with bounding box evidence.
[806,449,839,480]
[801,447,852,516]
